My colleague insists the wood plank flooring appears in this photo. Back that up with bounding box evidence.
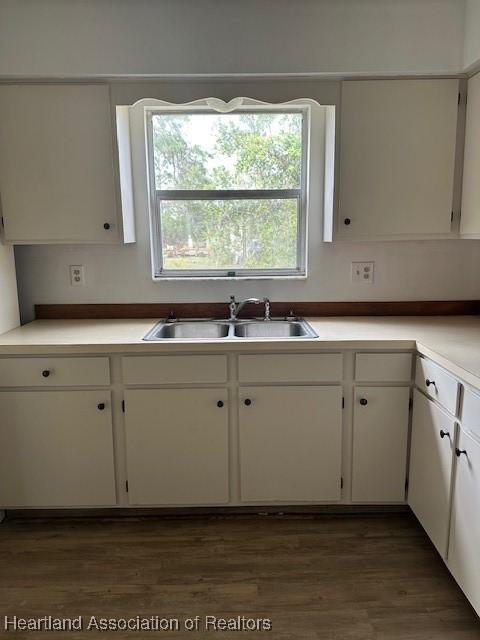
[0,513,478,639]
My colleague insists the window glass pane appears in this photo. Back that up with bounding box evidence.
[160,198,298,271]
[152,112,303,191]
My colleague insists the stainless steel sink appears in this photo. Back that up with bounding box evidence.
[143,318,317,340]
[144,321,230,340]
[233,319,316,338]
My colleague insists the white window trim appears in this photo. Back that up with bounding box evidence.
[142,97,316,281]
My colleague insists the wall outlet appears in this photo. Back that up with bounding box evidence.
[70,265,85,286]
[352,261,374,284]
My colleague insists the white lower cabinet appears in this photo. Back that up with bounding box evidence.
[0,391,116,507]
[352,386,410,502]
[448,428,480,616]
[124,388,229,505]
[239,386,342,502]
[408,389,455,556]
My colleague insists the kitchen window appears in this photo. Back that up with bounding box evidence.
[145,99,310,279]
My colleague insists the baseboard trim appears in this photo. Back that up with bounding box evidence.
[4,505,410,522]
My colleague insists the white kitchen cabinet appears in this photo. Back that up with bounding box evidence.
[448,427,480,616]
[352,386,410,503]
[0,390,116,507]
[239,386,342,502]
[335,79,459,240]
[124,388,229,505]
[0,84,134,244]
[461,72,480,237]
[409,389,456,557]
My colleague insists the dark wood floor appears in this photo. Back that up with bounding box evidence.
[0,513,478,639]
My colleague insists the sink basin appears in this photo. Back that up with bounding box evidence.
[143,318,317,340]
[144,321,230,340]
[233,320,316,338]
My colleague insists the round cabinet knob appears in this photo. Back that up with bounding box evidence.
[244,398,252,406]
[97,403,105,411]
[359,398,368,406]
[455,448,467,458]
[440,429,450,439]
[103,223,111,230]
[425,379,436,388]
[217,400,224,408]
[41,369,50,378]
[344,218,351,226]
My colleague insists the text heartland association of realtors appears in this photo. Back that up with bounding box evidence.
[4,615,273,632]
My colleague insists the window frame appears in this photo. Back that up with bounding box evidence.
[145,103,310,280]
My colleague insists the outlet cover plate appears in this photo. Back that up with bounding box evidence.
[351,261,374,284]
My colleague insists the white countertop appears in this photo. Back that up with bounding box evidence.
[0,315,479,388]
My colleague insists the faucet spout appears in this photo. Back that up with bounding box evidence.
[229,296,271,321]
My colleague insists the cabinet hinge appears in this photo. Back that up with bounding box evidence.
[340,477,344,489]
[125,480,129,493]
[451,210,454,223]
[121,400,125,413]
[458,91,461,105]
[409,397,413,411]
[1,217,3,228]
[342,397,345,409]
[405,477,409,492]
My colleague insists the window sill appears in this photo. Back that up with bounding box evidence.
[152,275,308,282]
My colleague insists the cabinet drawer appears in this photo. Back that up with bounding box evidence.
[461,387,480,439]
[355,353,412,382]
[0,357,110,387]
[238,353,343,383]
[415,356,459,415]
[122,355,227,385]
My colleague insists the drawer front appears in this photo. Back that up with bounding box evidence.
[238,353,343,383]
[415,356,459,415]
[461,387,480,439]
[0,357,110,387]
[122,355,227,385]
[355,353,412,382]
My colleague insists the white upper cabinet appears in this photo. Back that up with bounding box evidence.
[0,84,134,244]
[460,72,480,237]
[335,79,459,240]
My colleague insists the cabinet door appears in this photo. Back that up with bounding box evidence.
[239,386,342,502]
[409,390,455,556]
[448,429,480,616]
[352,386,410,502]
[0,391,116,507]
[461,72,480,237]
[0,85,118,244]
[338,79,458,239]
[124,388,229,505]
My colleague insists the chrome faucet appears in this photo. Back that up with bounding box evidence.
[229,296,271,321]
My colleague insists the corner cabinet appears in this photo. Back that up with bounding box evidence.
[351,386,410,503]
[0,84,134,244]
[333,79,459,240]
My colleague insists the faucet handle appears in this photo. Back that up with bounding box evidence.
[263,297,271,321]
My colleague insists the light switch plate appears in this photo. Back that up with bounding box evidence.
[351,261,374,284]
[70,265,85,286]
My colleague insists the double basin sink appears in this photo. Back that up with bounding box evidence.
[143,318,317,341]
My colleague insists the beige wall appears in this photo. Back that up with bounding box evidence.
[0,244,19,333]
[464,0,480,70]
[0,0,466,77]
